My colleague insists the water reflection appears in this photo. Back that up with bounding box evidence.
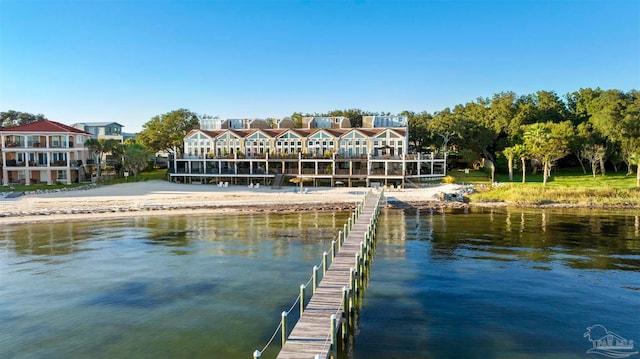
[418,208,640,271]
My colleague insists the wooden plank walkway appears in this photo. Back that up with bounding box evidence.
[277,189,383,359]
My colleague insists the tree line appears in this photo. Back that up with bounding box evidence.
[3,87,638,186]
[401,88,639,186]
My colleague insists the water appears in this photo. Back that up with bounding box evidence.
[354,208,640,359]
[0,212,349,359]
[1,208,639,358]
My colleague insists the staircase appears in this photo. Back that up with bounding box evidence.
[271,174,285,189]
[405,178,422,189]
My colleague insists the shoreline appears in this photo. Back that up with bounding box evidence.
[1,181,638,226]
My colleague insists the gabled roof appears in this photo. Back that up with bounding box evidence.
[308,128,345,138]
[229,129,257,138]
[323,128,348,137]
[185,129,217,140]
[291,128,313,137]
[201,129,225,138]
[275,128,307,139]
[261,129,287,137]
[344,128,382,138]
[1,120,91,135]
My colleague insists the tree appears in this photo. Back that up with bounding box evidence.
[1,110,47,128]
[456,101,499,166]
[85,138,121,178]
[533,90,568,123]
[523,121,573,186]
[123,143,150,181]
[581,144,607,177]
[137,109,200,156]
[519,145,528,184]
[290,112,304,128]
[502,144,525,182]
[428,108,464,153]
[403,110,432,153]
[630,152,640,188]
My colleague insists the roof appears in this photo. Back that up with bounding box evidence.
[1,120,91,135]
[73,122,124,127]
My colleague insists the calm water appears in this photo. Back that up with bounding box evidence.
[355,208,640,359]
[1,208,639,358]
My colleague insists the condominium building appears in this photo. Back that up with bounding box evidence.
[1,120,93,185]
[172,115,446,188]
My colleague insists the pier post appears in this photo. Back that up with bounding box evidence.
[341,286,349,339]
[281,311,287,347]
[331,314,337,350]
[348,217,352,232]
[349,267,356,301]
[343,223,348,238]
[338,230,343,247]
[323,251,329,274]
[300,284,306,317]
[331,240,336,259]
[313,266,319,293]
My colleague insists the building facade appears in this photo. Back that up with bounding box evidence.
[1,120,93,185]
[172,115,446,188]
[72,122,124,142]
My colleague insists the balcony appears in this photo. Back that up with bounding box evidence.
[4,141,23,148]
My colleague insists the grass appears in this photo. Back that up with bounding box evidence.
[0,169,168,193]
[458,168,640,206]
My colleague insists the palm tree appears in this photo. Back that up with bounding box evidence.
[85,138,121,178]
[502,144,526,182]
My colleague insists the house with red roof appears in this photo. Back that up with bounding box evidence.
[1,120,92,185]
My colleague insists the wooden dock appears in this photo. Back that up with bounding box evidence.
[276,189,383,359]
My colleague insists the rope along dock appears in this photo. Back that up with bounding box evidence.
[254,188,384,359]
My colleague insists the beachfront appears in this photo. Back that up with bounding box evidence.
[0,181,467,226]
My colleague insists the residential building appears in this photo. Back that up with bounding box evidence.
[362,115,408,128]
[302,116,351,129]
[200,117,270,130]
[1,120,93,185]
[72,122,124,142]
[173,117,446,188]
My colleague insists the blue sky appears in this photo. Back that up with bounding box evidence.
[1,0,638,132]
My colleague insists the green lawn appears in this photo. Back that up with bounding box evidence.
[458,168,640,206]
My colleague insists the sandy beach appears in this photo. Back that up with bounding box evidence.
[0,181,469,226]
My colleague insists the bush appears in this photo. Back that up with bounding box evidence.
[442,175,456,184]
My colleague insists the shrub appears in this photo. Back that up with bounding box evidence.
[442,175,456,184]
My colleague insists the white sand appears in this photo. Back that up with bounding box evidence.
[0,181,465,225]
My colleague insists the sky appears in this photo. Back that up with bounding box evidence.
[1,0,639,133]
